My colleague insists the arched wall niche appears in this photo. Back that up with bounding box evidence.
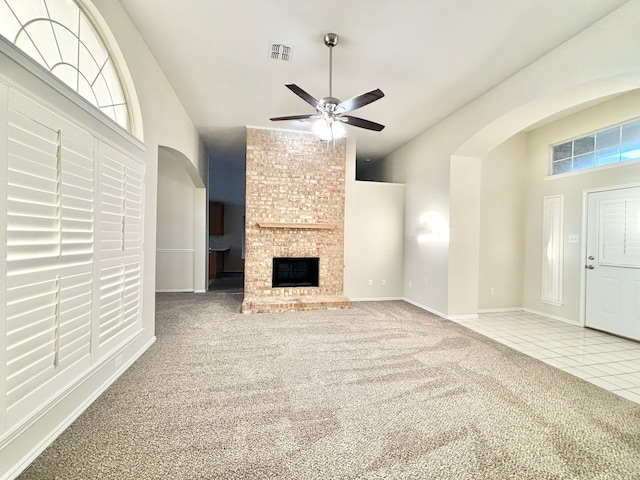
[159,145,206,188]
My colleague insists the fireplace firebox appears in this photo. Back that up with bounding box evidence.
[272,257,319,288]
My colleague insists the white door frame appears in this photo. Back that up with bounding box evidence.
[579,181,640,328]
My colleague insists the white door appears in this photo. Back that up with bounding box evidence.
[585,187,640,340]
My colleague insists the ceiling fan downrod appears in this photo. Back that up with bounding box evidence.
[324,33,338,99]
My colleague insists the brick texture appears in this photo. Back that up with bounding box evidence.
[241,128,351,313]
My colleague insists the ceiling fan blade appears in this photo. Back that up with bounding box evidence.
[342,115,385,131]
[337,88,384,113]
[285,84,319,108]
[270,114,316,121]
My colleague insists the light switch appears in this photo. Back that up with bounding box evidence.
[568,234,579,244]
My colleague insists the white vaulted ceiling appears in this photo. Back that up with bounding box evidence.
[119,0,629,161]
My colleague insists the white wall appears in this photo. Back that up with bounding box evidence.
[523,89,640,323]
[344,139,405,300]
[478,134,527,310]
[385,0,640,318]
[385,128,454,317]
[448,156,482,317]
[344,182,405,300]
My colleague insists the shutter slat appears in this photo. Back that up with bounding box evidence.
[6,360,56,407]
[7,168,57,193]
[7,334,56,379]
[7,183,57,205]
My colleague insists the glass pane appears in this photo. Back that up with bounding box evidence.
[15,33,49,69]
[596,146,620,166]
[622,120,640,144]
[6,0,48,25]
[78,74,98,107]
[99,105,117,123]
[45,0,80,37]
[53,23,78,66]
[51,62,78,90]
[0,2,22,42]
[78,43,100,84]
[92,72,113,108]
[621,142,640,161]
[553,142,572,161]
[101,58,126,104]
[113,104,130,130]
[24,21,62,68]
[596,126,620,150]
[574,135,595,155]
[78,15,107,67]
[573,152,595,170]
[552,159,572,175]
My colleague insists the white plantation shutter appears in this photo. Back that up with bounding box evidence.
[599,198,640,267]
[541,195,564,306]
[95,143,144,358]
[5,90,94,426]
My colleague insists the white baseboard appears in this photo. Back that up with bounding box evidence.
[523,308,580,326]
[350,297,403,302]
[400,301,578,325]
[2,337,155,480]
[155,288,194,293]
[477,307,525,313]
[401,298,449,319]
[194,289,206,293]
[401,298,481,321]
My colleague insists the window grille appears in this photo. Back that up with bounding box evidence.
[551,119,640,175]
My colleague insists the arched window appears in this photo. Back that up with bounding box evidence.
[0,0,130,130]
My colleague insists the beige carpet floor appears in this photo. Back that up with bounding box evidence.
[18,293,640,479]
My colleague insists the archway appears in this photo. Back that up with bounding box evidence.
[449,73,640,318]
[156,146,208,292]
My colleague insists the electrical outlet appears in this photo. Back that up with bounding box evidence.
[381,279,386,286]
[425,277,428,283]
[409,281,413,288]
[490,288,495,296]
[368,279,373,287]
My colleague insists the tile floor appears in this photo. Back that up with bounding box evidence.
[453,310,640,405]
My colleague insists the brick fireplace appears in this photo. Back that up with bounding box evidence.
[241,127,351,313]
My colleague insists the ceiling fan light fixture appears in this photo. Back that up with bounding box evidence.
[313,118,345,141]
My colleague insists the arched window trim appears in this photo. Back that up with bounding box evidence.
[0,0,143,141]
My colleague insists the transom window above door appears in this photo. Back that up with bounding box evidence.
[551,119,640,175]
[0,0,130,130]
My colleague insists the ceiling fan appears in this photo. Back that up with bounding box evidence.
[270,33,385,138]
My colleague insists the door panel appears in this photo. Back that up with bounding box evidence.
[586,187,640,340]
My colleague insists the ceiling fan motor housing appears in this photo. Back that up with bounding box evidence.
[318,96,341,112]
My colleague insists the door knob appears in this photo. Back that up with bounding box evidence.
[588,255,595,260]
[585,264,595,270]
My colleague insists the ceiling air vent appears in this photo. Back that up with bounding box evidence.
[269,42,293,62]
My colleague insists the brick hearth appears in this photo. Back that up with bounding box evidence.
[241,128,351,314]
